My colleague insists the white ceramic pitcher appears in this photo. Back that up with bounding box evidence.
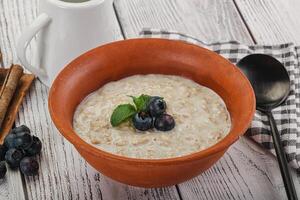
[17,0,115,86]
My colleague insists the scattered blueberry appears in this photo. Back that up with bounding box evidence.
[0,145,7,161]
[20,157,39,176]
[13,125,31,134]
[132,112,153,131]
[4,133,16,149]
[154,114,175,131]
[0,161,7,179]
[1,125,42,177]
[25,136,42,156]
[14,132,33,150]
[148,97,166,117]
[5,148,24,169]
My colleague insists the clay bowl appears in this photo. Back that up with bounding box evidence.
[48,38,255,188]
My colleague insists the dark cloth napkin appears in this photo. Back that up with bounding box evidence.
[140,28,300,171]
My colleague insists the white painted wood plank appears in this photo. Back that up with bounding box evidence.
[114,0,253,44]
[177,137,300,200]
[0,0,181,199]
[0,179,9,200]
[234,0,300,44]
[100,177,180,200]
[114,0,300,199]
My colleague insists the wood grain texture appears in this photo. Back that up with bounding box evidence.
[177,137,299,200]
[114,0,253,44]
[0,0,180,200]
[234,0,300,44]
[114,0,300,199]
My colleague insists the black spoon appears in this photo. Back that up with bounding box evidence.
[237,54,298,200]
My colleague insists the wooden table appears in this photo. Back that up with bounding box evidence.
[1,0,300,199]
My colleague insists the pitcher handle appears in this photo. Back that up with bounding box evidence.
[17,13,51,81]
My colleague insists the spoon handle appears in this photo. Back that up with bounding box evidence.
[266,111,298,200]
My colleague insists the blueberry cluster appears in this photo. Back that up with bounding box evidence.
[132,96,175,132]
[0,125,42,179]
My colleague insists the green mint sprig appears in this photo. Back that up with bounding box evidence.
[110,104,136,127]
[128,94,151,112]
[110,94,152,127]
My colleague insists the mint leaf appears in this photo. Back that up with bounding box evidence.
[110,104,136,127]
[129,94,151,112]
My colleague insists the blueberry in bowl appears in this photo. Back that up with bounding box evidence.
[154,114,175,131]
[148,96,166,117]
[132,112,153,131]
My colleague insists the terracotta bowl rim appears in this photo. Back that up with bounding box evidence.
[48,38,256,165]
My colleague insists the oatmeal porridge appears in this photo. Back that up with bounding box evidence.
[73,74,231,159]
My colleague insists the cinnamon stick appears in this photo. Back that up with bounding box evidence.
[0,69,7,87]
[0,65,23,127]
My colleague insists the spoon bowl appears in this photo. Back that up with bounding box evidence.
[237,54,290,111]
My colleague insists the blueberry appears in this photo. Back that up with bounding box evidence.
[154,114,175,131]
[0,145,7,161]
[20,157,39,176]
[14,132,33,150]
[25,136,42,156]
[13,125,31,134]
[148,97,166,117]
[132,112,153,131]
[4,133,16,149]
[0,161,7,179]
[5,148,24,169]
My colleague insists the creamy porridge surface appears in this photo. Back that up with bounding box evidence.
[73,74,231,159]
